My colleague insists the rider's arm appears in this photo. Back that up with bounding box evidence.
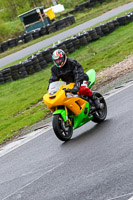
[72,60,88,85]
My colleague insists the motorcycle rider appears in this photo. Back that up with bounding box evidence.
[48,49,102,110]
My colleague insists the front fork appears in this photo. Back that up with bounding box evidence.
[65,106,72,126]
[53,106,72,126]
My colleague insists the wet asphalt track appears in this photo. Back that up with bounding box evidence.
[0,82,133,200]
[0,2,133,68]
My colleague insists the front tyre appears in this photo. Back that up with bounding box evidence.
[92,92,107,123]
[52,114,73,141]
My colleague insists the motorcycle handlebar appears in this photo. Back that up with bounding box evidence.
[63,88,79,94]
[63,88,72,93]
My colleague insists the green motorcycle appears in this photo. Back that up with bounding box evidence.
[43,69,107,141]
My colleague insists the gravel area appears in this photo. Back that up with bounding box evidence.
[94,54,133,90]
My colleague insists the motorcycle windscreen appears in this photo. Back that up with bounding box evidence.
[49,81,66,95]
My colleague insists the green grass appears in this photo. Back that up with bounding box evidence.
[0,66,51,144]
[0,20,133,145]
[0,0,132,60]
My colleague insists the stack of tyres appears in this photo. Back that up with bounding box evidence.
[90,0,97,7]
[82,31,92,43]
[84,1,91,8]
[87,29,100,41]
[8,38,18,48]
[63,39,75,54]
[124,15,132,24]
[0,72,4,84]
[48,46,57,55]
[117,13,133,25]
[125,13,133,23]
[106,20,115,32]
[31,29,40,39]
[94,26,104,37]
[117,16,128,25]
[1,41,8,52]
[85,31,93,42]
[0,45,3,53]
[42,49,52,63]
[100,23,110,35]
[68,15,76,25]
[10,64,20,80]
[62,12,68,17]
[36,52,44,62]
[39,26,48,36]
[74,5,83,12]
[39,59,47,69]
[129,11,133,20]
[56,42,68,54]
[62,17,72,27]
[112,19,120,29]
[24,33,33,43]
[71,37,80,49]
[23,60,35,75]
[36,52,48,69]
[2,68,12,83]
[30,56,42,72]
[74,1,90,11]
[16,35,24,44]
[78,1,91,9]
[47,24,56,33]
[17,63,28,78]
[54,20,66,31]
[76,33,88,46]
[69,9,76,14]
[58,19,66,29]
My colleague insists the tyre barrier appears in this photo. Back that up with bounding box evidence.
[57,0,108,19]
[0,15,76,54]
[0,11,133,85]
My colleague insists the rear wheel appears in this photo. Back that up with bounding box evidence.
[92,92,107,123]
[52,114,73,141]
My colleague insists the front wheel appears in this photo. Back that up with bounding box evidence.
[52,114,73,141]
[92,92,107,123]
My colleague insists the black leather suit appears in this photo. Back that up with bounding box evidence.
[48,58,88,87]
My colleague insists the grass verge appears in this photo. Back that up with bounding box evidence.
[0,21,133,145]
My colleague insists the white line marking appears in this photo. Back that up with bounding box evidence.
[0,122,52,158]
[128,196,133,200]
[1,162,63,200]
[106,192,133,200]
[104,81,133,99]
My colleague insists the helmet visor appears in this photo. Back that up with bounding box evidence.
[54,57,64,67]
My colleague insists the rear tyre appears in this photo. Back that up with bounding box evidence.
[92,92,107,123]
[52,114,73,141]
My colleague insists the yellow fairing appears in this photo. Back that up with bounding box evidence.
[43,83,87,116]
